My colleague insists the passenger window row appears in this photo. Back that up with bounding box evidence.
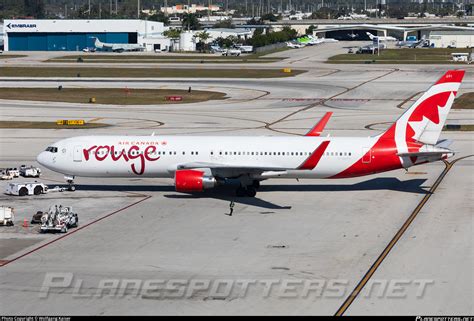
[89,149,352,157]
[212,151,312,156]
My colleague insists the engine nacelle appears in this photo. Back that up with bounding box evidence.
[174,170,217,192]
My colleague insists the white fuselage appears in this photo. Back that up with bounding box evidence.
[37,135,380,179]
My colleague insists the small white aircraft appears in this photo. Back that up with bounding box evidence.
[348,32,359,39]
[37,71,465,197]
[91,37,145,53]
[286,42,305,49]
[396,36,427,48]
[366,32,398,42]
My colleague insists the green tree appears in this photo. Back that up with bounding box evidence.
[212,19,234,29]
[311,7,337,19]
[195,31,210,52]
[182,13,201,31]
[24,0,45,18]
[260,13,277,22]
[248,26,298,48]
[163,29,182,39]
[246,18,263,25]
[305,24,316,35]
[149,12,170,26]
[215,36,237,48]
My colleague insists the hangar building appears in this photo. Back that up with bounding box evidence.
[2,19,170,52]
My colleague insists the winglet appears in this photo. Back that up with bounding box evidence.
[297,141,330,170]
[305,112,333,137]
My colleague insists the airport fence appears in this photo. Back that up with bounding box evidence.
[255,42,287,54]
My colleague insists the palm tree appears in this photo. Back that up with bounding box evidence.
[163,29,182,39]
[195,31,210,52]
[182,13,201,31]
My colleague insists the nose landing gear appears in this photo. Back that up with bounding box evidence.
[65,175,76,192]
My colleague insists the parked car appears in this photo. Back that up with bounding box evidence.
[210,45,224,53]
[222,48,241,56]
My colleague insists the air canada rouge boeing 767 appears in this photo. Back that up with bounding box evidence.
[37,70,465,197]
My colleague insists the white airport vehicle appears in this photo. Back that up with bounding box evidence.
[19,165,41,178]
[222,48,241,56]
[0,170,14,180]
[234,45,253,53]
[356,45,380,54]
[6,182,48,196]
[82,47,96,53]
[6,168,19,178]
[91,37,145,53]
[40,205,78,233]
[36,71,465,197]
[0,206,14,226]
[451,53,470,62]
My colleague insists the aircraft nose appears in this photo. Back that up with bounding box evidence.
[36,151,50,168]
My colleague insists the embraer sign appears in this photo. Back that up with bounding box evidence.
[6,23,37,29]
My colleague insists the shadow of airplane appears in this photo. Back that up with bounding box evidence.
[259,177,429,194]
[68,177,428,210]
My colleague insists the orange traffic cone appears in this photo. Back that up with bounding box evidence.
[23,218,28,228]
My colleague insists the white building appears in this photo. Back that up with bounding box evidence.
[160,4,220,15]
[429,30,474,48]
[202,28,253,43]
[0,23,4,48]
[3,19,170,52]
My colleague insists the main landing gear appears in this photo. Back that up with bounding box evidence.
[235,180,260,197]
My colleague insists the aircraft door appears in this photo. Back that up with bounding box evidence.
[362,147,371,164]
[73,145,82,162]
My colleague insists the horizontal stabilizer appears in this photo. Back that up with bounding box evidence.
[435,139,454,148]
[397,150,454,158]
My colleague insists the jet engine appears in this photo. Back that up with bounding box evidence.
[174,170,217,192]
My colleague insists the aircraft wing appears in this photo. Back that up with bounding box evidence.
[176,141,330,177]
[177,162,288,172]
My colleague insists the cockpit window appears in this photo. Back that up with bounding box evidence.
[45,146,58,153]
